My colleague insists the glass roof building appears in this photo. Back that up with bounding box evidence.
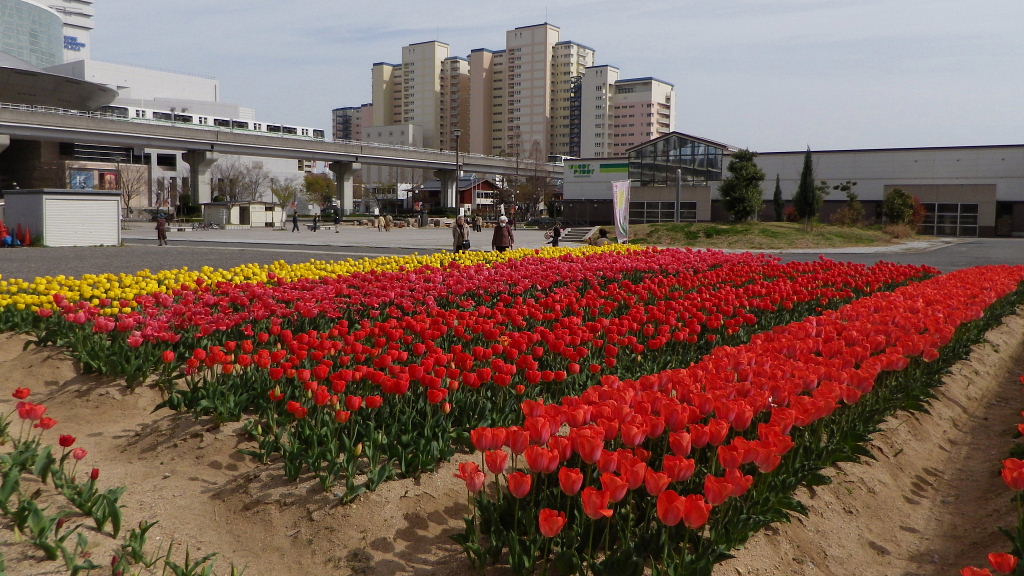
[627,132,731,187]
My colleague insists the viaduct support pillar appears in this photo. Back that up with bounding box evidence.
[0,135,9,155]
[182,151,220,205]
[329,161,360,215]
[435,168,458,210]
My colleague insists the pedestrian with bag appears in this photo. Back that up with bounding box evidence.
[491,215,514,252]
[453,215,471,253]
[549,221,562,247]
[155,216,168,246]
[291,211,300,233]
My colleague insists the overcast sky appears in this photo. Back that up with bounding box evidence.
[91,0,1023,152]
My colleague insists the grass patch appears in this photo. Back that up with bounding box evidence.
[629,221,917,250]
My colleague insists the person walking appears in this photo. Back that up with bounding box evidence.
[491,215,515,252]
[291,211,300,233]
[453,215,471,253]
[312,214,319,232]
[376,215,384,232]
[549,221,562,247]
[155,216,168,246]
[474,214,483,233]
[334,212,341,233]
[384,213,393,232]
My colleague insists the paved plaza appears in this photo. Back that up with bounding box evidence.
[0,222,1021,279]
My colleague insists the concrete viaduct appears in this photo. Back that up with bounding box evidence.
[0,104,563,212]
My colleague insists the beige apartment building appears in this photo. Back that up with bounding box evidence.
[359,23,674,166]
[331,103,373,142]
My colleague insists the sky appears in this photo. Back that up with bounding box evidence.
[91,0,1024,152]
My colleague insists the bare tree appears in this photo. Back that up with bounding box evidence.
[270,177,299,228]
[210,157,246,202]
[238,161,271,202]
[115,162,150,222]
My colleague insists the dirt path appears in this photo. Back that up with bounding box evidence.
[2,309,1023,575]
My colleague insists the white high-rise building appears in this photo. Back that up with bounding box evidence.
[607,77,675,157]
[371,41,450,150]
[580,65,619,158]
[48,0,94,61]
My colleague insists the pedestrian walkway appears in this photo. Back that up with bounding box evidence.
[121,222,556,251]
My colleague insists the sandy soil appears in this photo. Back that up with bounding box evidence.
[2,309,1022,575]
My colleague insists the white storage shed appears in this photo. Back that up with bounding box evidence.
[2,189,121,246]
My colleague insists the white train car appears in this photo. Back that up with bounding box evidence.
[97,105,326,140]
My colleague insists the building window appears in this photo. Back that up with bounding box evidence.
[629,201,697,223]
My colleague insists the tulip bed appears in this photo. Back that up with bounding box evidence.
[10,248,932,500]
[456,266,1024,575]
[72,249,931,500]
[5,246,1018,575]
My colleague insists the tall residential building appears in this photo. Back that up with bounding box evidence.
[48,0,94,61]
[580,65,619,158]
[608,77,674,156]
[439,56,469,152]
[503,23,559,159]
[354,22,675,161]
[332,103,372,141]
[550,40,595,157]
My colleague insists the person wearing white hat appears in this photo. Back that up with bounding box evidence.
[491,215,515,252]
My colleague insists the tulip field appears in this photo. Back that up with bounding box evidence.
[1,244,1024,575]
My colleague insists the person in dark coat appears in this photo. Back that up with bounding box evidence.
[491,215,515,252]
[334,212,341,233]
[156,217,168,246]
[291,211,300,232]
[549,222,562,247]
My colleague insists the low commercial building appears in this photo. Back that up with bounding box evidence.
[560,132,1024,237]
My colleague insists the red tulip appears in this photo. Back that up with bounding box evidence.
[961,568,994,576]
[72,447,88,461]
[90,468,100,481]
[285,401,307,419]
[988,553,1019,574]
[59,434,76,447]
[644,469,670,496]
[454,462,486,494]
[680,494,712,529]
[507,472,533,499]
[12,387,30,399]
[334,410,351,423]
[581,487,613,519]
[161,350,175,363]
[34,417,57,430]
[16,401,46,421]
[538,508,567,538]
[600,473,628,503]
[524,445,559,474]
[485,450,508,475]
[1002,458,1024,491]
[559,467,584,496]
[704,474,732,506]
[656,489,685,526]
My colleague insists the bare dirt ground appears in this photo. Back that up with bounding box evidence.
[2,308,1023,576]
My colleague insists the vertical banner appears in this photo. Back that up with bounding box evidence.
[611,180,630,243]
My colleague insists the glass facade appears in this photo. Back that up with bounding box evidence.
[629,201,697,223]
[0,0,63,68]
[919,202,978,237]
[627,133,725,186]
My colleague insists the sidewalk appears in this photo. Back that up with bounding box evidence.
[122,222,555,251]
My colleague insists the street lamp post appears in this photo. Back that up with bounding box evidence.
[453,128,462,212]
[675,168,682,223]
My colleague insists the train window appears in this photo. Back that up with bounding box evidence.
[232,120,249,129]
[313,130,325,139]
[213,118,231,128]
[301,129,309,136]
[135,109,146,118]
[254,123,262,130]
[99,106,129,117]
[267,125,282,133]
[173,114,193,123]
[282,126,297,135]
[153,112,174,121]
